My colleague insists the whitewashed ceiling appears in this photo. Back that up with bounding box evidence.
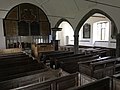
[0,0,120,19]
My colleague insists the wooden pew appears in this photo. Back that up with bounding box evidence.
[55,72,79,90]
[0,53,27,60]
[81,56,111,63]
[0,56,33,69]
[0,61,46,81]
[53,54,94,69]
[112,73,120,90]
[78,45,116,57]
[69,77,111,90]
[0,68,52,90]
[59,54,97,63]
[114,57,120,74]
[79,58,116,79]
[0,48,22,54]
[0,53,29,61]
[50,53,86,69]
[40,51,74,68]
[40,51,66,63]
[45,51,74,60]
[0,53,32,69]
[55,53,85,60]
[0,52,24,56]
[59,55,99,73]
[84,48,111,58]
[11,72,79,90]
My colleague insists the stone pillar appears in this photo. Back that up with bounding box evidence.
[116,33,120,57]
[74,34,79,54]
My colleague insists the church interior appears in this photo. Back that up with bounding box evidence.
[0,0,120,90]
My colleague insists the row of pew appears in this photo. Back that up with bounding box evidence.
[9,72,79,90]
[10,73,120,90]
[78,57,120,79]
[5,73,119,90]
[1,67,120,90]
[0,52,47,82]
[0,48,118,90]
[39,49,120,79]
[0,71,111,90]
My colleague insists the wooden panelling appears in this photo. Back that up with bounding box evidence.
[39,9,48,21]
[19,3,38,21]
[30,21,40,35]
[6,7,18,20]
[4,20,18,36]
[69,77,110,90]
[18,21,29,36]
[40,22,51,35]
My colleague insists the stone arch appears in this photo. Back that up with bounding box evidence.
[74,9,118,53]
[54,18,73,29]
[54,18,74,45]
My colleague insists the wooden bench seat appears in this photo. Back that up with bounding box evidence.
[80,56,111,63]
[113,73,120,90]
[0,53,27,60]
[50,53,86,69]
[114,57,120,74]
[0,56,33,69]
[0,61,46,81]
[0,52,24,56]
[56,54,94,63]
[40,51,74,63]
[46,51,74,59]
[60,55,98,63]
[60,55,99,73]
[55,53,85,61]
[40,51,74,68]
[39,51,64,60]
[40,51,68,59]
[0,68,51,89]
[79,58,116,79]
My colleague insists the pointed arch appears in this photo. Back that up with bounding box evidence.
[75,9,118,38]
[55,18,74,45]
[54,18,73,29]
[74,9,117,53]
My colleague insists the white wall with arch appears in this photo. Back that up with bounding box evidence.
[0,0,119,49]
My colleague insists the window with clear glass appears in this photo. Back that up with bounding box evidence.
[94,21,109,41]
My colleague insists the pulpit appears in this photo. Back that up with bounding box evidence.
[52,28,62,50]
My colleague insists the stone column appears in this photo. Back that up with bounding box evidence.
[116,33,120,57]
[74,34,79,54]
